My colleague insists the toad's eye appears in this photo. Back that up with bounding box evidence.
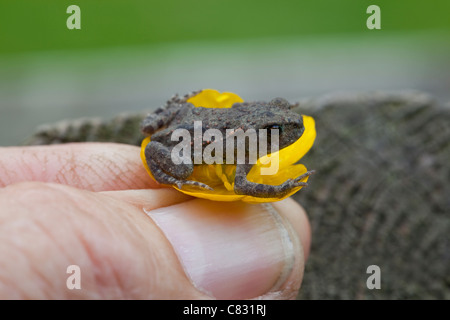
[264,124,283,133]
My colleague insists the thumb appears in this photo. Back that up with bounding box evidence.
[101,189,310,299]
[141,196,310,300]
[0,182,309,299]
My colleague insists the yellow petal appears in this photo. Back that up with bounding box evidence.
[280,115,316,166]
[248,115,315,179]
[174,185,245,201]
[187,89,243,108]
[140,136,154,179]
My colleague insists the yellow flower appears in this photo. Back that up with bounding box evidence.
[140,89,316,203]
[186,89,243,108]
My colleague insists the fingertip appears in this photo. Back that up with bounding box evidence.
[145,198,312,300]
[271,198,311,260]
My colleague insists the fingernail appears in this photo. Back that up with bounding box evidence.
[146,199,299,299]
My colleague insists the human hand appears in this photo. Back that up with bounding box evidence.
[0,143,311,299]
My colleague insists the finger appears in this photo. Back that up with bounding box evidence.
[0,143,159,191]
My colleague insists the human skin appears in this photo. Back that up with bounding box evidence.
[0,143,310,299]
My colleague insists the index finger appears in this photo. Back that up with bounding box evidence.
[0,143,159,191]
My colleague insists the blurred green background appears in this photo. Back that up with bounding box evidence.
[0,0,449,145]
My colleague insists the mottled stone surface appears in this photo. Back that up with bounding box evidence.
[293,91,449,299]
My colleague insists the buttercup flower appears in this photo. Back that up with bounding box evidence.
[140,89,316,203]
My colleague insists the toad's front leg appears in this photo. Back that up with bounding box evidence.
[144,141,213,190]
[233,164,314,198]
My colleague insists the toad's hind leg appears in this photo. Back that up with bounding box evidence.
[145,141,213,190]
[234,164,314,198]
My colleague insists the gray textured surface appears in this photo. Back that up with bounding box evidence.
[293,91,449,299]
[25,91,450,299]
